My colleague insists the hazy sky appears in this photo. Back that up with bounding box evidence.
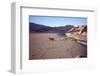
[29,16,87,27]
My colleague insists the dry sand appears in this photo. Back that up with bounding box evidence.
[29,33,87,60]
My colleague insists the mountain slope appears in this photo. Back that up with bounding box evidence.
[29,22,52,33]
[29,22,74,33]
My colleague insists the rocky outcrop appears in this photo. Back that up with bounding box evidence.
[78,25,87,35]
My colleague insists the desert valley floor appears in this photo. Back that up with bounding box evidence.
[29,33,87,60]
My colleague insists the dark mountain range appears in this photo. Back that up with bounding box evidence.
[29,22,53,32]
[29,22,74,33]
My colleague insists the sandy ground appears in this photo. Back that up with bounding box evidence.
[29,33,87,60]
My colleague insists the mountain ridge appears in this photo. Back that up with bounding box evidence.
[29,22,75,33]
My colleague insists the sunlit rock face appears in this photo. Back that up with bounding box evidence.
[78,25,87,35]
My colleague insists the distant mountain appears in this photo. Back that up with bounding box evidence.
[29,22,74,33]
[29,22,52,33]
[54,25,74,33]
